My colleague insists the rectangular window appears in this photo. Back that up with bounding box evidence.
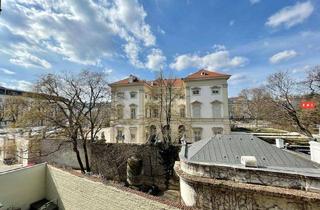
[212,103,222,118]
[130,107,136,119]
[116,128,124,142]
[192,88,200,95]
[193,128,202,141]
[130,91,137,99]
[192,103,201,118]
[130,128,137,142]
[180,107,186,118]
[117,105,124,119]
[117,92,125,99]
[152,108,159,118]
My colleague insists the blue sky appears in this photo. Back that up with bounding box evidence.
[0,0,319,96]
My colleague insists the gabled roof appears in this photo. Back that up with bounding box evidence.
[181,134,319,170]
[184,69,231,81]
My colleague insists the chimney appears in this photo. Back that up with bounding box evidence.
[276,139,285,149]
[241,156,257,168]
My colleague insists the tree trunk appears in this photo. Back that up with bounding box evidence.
[72,139,85,173]
[83,141,91,172]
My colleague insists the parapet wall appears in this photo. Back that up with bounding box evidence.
[175,162,320,210]
[180,161,320,192]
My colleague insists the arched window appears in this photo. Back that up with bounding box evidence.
[211,100,222,118]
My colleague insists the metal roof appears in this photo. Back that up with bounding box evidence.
[181,134,320,169]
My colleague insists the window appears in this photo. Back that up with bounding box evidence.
[117,92,125,99]
[179,106,186,118]
[116,105,124,119]
[211,86,221,95]
[130,127,137,142]
[192,102,201,118]
[212,127,223,135]
[193,128,202,141]
[116,128,124,142]
[152,108,159,118]
[130,104,137,119]
[130,91,137,99]
[192,87,201,95]
[212,101,222,118]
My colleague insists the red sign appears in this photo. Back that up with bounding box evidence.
[300,101,316,109]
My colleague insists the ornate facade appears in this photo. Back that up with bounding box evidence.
[108,69,231,144]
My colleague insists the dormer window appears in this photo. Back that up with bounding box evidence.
[130,91,137,99]
[192,87,201,95]
[200,71,208,76]
[117,92,125,99]
[211,86,221,95]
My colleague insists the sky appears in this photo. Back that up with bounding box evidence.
[0,0,319,96]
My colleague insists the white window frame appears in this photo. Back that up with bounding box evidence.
[191,87,201,96]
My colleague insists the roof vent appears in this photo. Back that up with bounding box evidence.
[241,156,257,168]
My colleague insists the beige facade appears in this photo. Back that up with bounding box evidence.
[108,69,231,144]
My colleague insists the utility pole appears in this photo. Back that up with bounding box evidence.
[0,0,2,14]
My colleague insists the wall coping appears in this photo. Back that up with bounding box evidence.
[0,163,47,176]
[174,161,320,201]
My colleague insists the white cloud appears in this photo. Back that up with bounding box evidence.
[229,73,249,85]
[0,68,15,75]
[266,1,314,28]
[0,0,163,69]
[249,0,261,4]
[145,49,166,71]
[170,49,248,71]
[9,51,51,69]
[0,80,33,91]
[229,20,235,26]
[269,50,297,64]
[103,68,113,75]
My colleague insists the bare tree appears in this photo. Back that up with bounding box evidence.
[239,87,271,127]
[76,71,111,172]
[266,71,313,138]
[32,71,110,173]
[152,71,185,144]
[306,65,320,95]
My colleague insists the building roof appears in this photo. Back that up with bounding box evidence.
[111,69,231,87]
[146,78,184,88]
[110,75,146,86]
[184,69,231,81]
[181,134,319,169]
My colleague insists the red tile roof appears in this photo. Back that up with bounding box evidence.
[110,75,146,86]
[111,69,230,87]
[184,69,231,81]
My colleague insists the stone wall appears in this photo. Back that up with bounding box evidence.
[175,162,320,210]
[180,161,320,192]
[39,138,89,169]
[90,143,180,190]
[39,140,181,190]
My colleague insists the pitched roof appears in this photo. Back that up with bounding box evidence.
[184,69,231,81]
[147,78,184,87]
[181,134,319,170]
[110,75,146,86]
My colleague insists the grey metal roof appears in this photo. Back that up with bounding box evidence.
[181,134,320,169]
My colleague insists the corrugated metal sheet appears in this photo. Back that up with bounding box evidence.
[183,134,319,169]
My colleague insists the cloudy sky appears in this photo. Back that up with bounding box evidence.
[0,0,319,96]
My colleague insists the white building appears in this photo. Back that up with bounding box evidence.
[108,69,231,144]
